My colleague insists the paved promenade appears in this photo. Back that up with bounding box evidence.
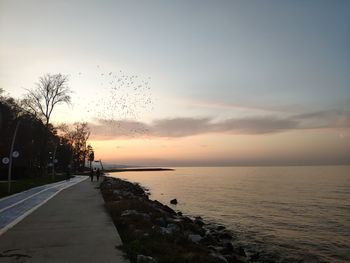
[0,177,128,262]
[0,176,87,235]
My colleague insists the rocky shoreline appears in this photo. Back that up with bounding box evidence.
[101,177,248,263]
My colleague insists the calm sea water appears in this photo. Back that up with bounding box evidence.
[110,166,350,263]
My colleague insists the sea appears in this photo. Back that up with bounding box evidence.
[110,166,350,263]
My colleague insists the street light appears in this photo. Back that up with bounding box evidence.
[6,119,21,193]
[3,151,20,189]
[94,159,104,171]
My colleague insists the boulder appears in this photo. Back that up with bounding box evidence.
[155,217,167,227]
[210,253,229,263]
[121,210,151,221]
[170,198,178,205]
[235,246,246,257]
[189,223,205,236]
[188,234,203,243]
[121,210,139,217]
[137,255,156,263]
[167,224,180,232]
[219,232,233,240]
[194,217,205,227]
[216,225,226,231]
[221,242,234,254]
[223,254,244,263]
[250,252,260,261]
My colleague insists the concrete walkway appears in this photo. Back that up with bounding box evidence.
[0,176,87,235]
[0,178,129,263]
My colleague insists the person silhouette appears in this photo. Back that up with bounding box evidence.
[66,165,71,181]
[90,168,94,182]
[96,168,101,181]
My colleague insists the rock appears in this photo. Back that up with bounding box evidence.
[208,245,219,252]
[194,217,205,227]
[167,223,180,232]
[223,254,243,263]
[188,234,203,243]
[137,254,156,263]
[201,233,218,245]
[170,198,178,205]
[113,190,121,195]
[208,245,224,252]
[181,216,193,224]
[221,242,234,254]
[101,177,249,263]
[219,232,233,240]
[160,227,172,235]
[155,217,167,227]
[121,210,139,217]
[121,210,151,221]
[216,225,226,231]
[210,253,229,263]
[153,200,177,215]
[189,223,205,236]
[160,224,179,235]
[235,246,246,257]
[250,252,260,261]
[102,181,113,190]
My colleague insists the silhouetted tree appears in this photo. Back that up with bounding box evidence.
[0,90,49,178]
[1,89,95,180]
[87,144,94,170]
[22,74,71,126]
[21,74,71,175]
[61,122,90,172]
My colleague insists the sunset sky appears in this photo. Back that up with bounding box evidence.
[1,0,349,166]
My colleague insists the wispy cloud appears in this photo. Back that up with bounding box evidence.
[89,119,149,139]
[180,98,300,114]
[89,109,350,139]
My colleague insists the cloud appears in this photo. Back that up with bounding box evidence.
[151,118,213,137]
[215,117,298,134]
[88,109,350,139]
[183,99,297,113]
[292,110,350,129]
[89,119,150,139]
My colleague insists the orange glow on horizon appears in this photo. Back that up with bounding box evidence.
[89,129,350,166]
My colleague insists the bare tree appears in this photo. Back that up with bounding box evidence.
[21,74,71,175]
[87,144,95,170]
[61,122,91,171]
[22,74,71,126]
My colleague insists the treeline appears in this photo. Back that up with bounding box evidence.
[0,74,94,179]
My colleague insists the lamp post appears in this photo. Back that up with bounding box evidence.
[7,119,21,193]
[94,159,104,171]
[51,138,60,180]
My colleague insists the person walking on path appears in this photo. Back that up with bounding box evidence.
[96,168,101,181]
[90,168,94,182]
[66,165,71,181]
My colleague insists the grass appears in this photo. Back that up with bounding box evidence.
[0,174,77,198]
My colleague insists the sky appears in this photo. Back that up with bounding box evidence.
[0,0,349,166]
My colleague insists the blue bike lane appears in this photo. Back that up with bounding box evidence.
[0,176,87,235]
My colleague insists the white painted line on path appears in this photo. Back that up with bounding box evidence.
[0,181,68,213]
[0,176,87,236]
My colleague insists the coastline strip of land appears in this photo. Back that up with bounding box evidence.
[105,168,174,173]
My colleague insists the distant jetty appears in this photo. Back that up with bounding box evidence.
[104,168,174,173]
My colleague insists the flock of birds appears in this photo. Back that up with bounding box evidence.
[74,65,154,138]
